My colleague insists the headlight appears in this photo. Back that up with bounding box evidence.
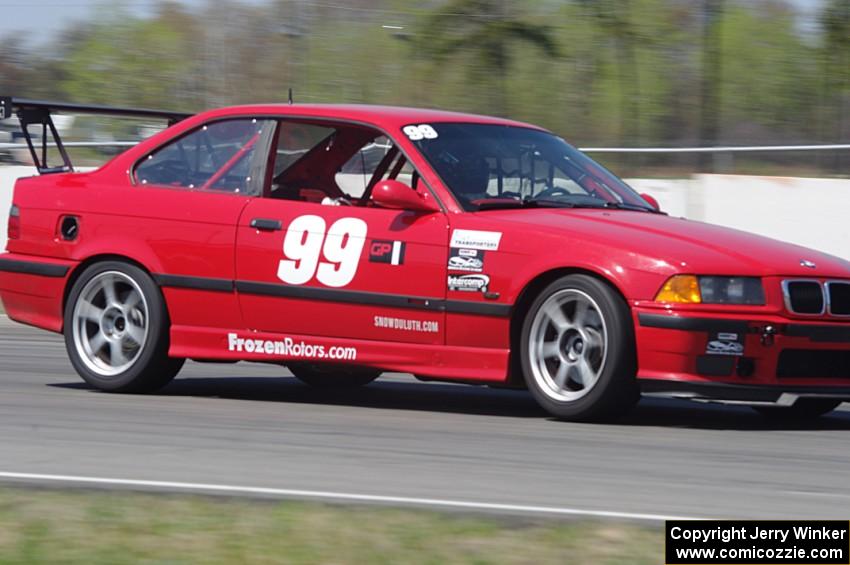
[655,275,765,305]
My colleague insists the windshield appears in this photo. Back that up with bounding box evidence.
[406,123,653,212]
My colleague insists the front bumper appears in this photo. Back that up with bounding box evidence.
[634,307,850,402]
[640,379,850,404]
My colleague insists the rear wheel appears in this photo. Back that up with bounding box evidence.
[64,261,183,392]
[520,274,638,421]
[288,363,380,388]
[753,399,841,420]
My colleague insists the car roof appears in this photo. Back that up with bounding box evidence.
[196,103,547,132]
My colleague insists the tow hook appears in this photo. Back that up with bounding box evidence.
[760,325,777,347]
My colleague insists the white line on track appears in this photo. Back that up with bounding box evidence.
[785,490,850,500]
[0,471,696,522]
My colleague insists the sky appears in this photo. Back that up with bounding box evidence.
[0,0,260,39]
[0,0,829,40]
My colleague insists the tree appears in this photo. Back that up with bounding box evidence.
[820,0,850,170]
[577,0,643,148]
[699,0,724,170]
[719,3,819,142]
[418,0,558,115]
[60,5,198,110]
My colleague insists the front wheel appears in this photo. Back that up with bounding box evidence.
[64,261,184,393]
[288,363,380,388]
[520,274,638,421]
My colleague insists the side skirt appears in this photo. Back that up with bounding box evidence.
[168,325,510,383]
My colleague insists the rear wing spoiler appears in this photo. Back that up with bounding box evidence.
[0,97,191,174]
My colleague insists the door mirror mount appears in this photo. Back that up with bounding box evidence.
[640,193,661,212]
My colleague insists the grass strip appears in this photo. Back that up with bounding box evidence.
[0,487,662,564]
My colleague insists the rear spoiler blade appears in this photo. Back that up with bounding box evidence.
[0,97,192,174]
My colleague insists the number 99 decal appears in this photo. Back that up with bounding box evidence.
[277,215,368,288]
[403,124,438,141]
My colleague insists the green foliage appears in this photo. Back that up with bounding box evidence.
[61,4,198,110]
[1,0,846,156]
[719,3,821,140]
[416,0,558,114]
[819,0,850,145]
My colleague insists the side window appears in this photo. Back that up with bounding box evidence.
[268,124,420,204]
[392,157,418,189]
[337,136,392,198]
[135,119,275,196]
[269,122,336,201]
[272,122,336,179]
[337,137,418,198]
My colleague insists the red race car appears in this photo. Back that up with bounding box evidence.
[2,97,850,421]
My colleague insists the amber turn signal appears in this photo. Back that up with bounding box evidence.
[655,275,702,304]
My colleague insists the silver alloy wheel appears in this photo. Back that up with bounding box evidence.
[528,288,608,402]
[71,271,149,377]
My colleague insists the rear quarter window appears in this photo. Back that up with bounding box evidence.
[135,119,275,196]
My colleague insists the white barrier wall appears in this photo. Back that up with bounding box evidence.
[628,175,850,260]
[2,167,850,259]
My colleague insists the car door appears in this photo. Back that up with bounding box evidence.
[235,120,448,346]
[129,117,276,330]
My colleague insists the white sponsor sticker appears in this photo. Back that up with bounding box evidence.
[374,316,440,333]
[448,248,485,272]
[448,274,490,293]
[403,124,439,140]
[706,340,744,356]
[705,331,745,356]
[228,333,357,360]
[450,229,502,251]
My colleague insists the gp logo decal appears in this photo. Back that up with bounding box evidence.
[450,229,502,251]
[369,240,406,265]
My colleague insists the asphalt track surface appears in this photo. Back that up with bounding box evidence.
[2,314,850,520]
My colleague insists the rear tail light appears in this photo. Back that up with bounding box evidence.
[7,204,20,241]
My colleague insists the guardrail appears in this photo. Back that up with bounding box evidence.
[580,144,850,153]
[0,141,136,149]
[579,143,849,176]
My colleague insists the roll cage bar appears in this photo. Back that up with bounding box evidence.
[0,97,191,174]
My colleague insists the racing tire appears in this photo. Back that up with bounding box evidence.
[520,274,638,421]
[288,363,380,388]
[64,261,184,393]
[753,399,842,421]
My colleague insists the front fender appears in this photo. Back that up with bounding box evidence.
[502,242,674,306]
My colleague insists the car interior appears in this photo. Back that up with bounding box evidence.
[269,121,421,207]
[134,118,423,207]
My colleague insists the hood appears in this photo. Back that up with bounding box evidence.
[488,208,850,278]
